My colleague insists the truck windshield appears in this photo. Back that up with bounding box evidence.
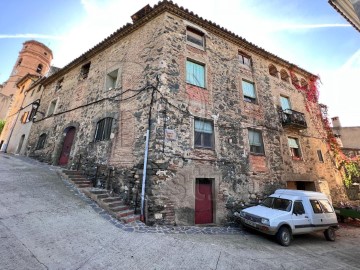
[261,197,292,212]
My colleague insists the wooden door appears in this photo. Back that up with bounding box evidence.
[58,127,75,165]
[195,178,213,224]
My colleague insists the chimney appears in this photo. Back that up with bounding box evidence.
[331,116,341,128]
[131,4,153,23]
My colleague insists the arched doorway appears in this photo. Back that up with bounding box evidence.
[16,134,25,154]
[58,127,76,165]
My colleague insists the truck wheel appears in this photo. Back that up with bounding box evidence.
[324,228,336,241]
[276,226,292,246]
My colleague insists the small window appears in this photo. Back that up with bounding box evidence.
[319,199,334,213]
[300,78,308,89]
[280,96,291,111]
[317,150,324,162]
[268,64,278,77]
[310,200,323,214]
[239,51,251,67]
[36,85,42,92]
[242,80,256,103]
[291,73,299,87]
[280,69,290,83]
[36,134,47,149]
[36,64,43,74]
[21,112,29,123]
[186,27,205,48]
[30,89,35,97]
[186,60,205,88]
[106,69,119,90]
[194,118,214,149]
[55,78,64,91]
[80,62,91,79]
[288,137,301,159]
[28,107,37,122]
[47,99,57,116]
[17,58,22,66]
[248,129,264,154]
[94,117,113,142]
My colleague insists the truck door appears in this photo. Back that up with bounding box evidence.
[309,199,327,229]
[292,200,312,234]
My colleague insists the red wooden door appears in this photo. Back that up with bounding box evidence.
[195,179,213,224]
[58,127,75,165]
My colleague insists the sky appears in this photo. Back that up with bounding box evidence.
[0,0,359,126]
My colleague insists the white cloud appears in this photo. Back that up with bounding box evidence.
[0,34,63,39]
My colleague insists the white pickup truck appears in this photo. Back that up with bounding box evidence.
[239,189,339,246]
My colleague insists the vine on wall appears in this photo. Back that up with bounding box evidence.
[290,69,360,187]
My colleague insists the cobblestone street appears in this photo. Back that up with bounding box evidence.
[1,153,360,270]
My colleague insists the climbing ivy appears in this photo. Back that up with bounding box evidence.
[0,120,5,135]
[289,70,360,188]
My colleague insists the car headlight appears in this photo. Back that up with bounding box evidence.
[240,211,246,217]
[261,218,270,226]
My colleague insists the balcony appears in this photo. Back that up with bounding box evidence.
[279,109,307,129]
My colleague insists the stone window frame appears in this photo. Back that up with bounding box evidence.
[92,112,118,143]
[288,137,302,160]
[268,64,278,78]
[79,62,91,80]
[239,51,252,68]
[186,58,206,89]
[248,129,265,155]
[280,95,292,112]
[280,69,290,83]
[185,22,207,51]
[36,133,47,150]
[55,77,64,91]
[193,117,215,150]
[317,149,324,163]
[104,67,120,91]
[94,117,114,142]
[241,79,257,104]
[46,98,59,117]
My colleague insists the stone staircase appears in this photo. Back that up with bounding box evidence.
[85,189,141,224]
[61,170,140,224]
[62,170,93,188]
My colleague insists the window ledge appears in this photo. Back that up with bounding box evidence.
[186,42,206,51]
[186,83,207,90]
[291,156,303,161]
[250,152,265,156]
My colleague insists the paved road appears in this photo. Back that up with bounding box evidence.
[1,153,360,270]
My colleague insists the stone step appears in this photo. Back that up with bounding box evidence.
[63,170,83,176]
[110,205,129,212]
[69,176,88,180]
[90,190,107,195]
[78,183,93,188]
[102,197,122,203]
[121,215,140,224]
[72,180,92,184]
[108,202,124,208]
[97,194,109,199]
[116,209,134,218]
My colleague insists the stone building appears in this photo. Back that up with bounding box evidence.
[0,40,53,153]
[26,1,345,226]
[0,40,53,120]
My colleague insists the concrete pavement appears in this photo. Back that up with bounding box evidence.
[1,153,360,270]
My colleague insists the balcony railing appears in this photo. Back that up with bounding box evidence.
[279,109,307,129]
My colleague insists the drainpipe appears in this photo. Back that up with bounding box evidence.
[140,76,159,222]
